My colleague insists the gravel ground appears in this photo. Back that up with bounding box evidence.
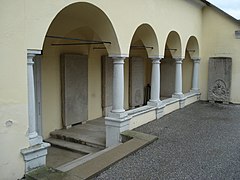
[95,101,240,180]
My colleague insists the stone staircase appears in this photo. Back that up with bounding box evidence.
[45,118,106,155]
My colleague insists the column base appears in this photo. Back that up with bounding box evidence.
[103,106,112,117]
[105,115,131,147]
[179,98,186,109]
[147,100,162,107]
[29,135,43,146]
[21,142,50,173]
[190,89,200,94]
[172,93,184,99]
[156,104,165,119]
[108,111,128,119]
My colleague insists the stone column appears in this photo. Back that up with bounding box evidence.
[111,57,125,114]
[191,58,200,93]
[148,58,161,106]
[27,51,41,145]
[105,55,130,147]
[21,49,50,173]
[173,58,184,98]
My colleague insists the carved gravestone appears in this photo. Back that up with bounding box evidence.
[102,56,113,116]
[160,58,175,98]
[208,57,232,103]
[129,57,144,108]
[61,54,88,127]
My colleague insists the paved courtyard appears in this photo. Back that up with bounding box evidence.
[95,101,240,180]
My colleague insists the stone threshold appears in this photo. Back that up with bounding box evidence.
[25,130,158,180]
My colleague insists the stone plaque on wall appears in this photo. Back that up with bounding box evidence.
[208,57,232,103]
[129,57,144,108]
[102,56,113,116]
[160,58,175,98]
[61,54,88,127]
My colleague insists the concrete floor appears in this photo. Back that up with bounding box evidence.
[95,101,240,179]
[46,118,106,169]
[49,117,106,148]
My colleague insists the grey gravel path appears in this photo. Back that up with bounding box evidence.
[95,101,240,180]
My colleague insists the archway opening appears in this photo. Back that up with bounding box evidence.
[183,36,199,93]
[39,2,120,140]
[127,24,159,109]
[161,31,182,99]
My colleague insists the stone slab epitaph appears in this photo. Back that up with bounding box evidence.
[61,54,88,126]
[208,57,232,103]
[129,57,144,107]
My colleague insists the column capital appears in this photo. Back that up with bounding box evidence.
[109,55,127,64]
[151,58,161,64]
[27,49,42,64]
[149,55,164,60]
[192,58,201,63]
[27,49,41,57]
[174,57,183,64]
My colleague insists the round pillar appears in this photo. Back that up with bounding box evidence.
[111,56,125,113]
[192,58,200,92]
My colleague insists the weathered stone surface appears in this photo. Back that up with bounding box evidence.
[129,57,144,107]
[101,56,113,116]
[208,57,232,103]
[61,54,88,126]
[160,58,175,98]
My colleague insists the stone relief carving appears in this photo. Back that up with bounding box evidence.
[208,57,232,103]
[211,79,229,100]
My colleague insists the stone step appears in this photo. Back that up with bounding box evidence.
[50,125,106,149]
[45,138,102,154]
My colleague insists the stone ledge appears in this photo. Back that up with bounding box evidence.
[65,131,158,179]
[121,130,158,142]
[162,98,179,106]
[127,105,156,117]
[33,131,157,180]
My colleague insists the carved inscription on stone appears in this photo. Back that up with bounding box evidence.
[208,57,232,103]
[129,57,144,107]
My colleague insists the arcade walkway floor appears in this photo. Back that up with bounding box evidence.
[95,101,240,179]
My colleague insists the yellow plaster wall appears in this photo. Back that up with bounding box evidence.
[24,0,202,57]
[185,96,199,106]
[0,1,29,179]
[164,102,180,115]
[0,0,204,178]
[201,7,240,102]
[129,110,156,130]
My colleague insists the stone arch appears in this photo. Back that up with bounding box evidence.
[129,23,159,57]
[182,36,200,93]
[185,36,200,59]
[127,24,159,108]
[160,31,182,99]
[42,2,121,55]
[40,2,121,139]
[164,31,182,59]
